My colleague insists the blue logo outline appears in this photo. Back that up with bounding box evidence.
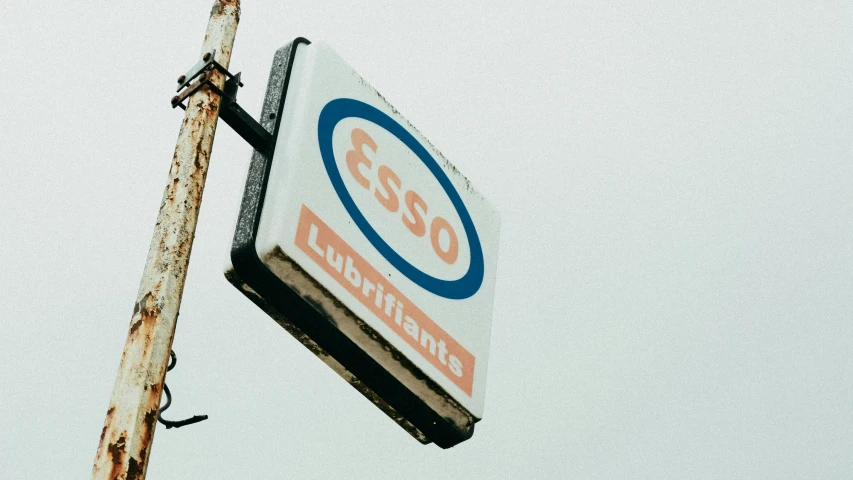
[317,98,484,300]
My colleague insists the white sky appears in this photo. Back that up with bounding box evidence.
[2,1,853,478]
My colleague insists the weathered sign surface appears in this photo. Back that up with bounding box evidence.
[226,38,500,447]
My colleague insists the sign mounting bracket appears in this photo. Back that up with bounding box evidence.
[171,50,272,152]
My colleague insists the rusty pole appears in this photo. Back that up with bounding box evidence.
[91,2,240,479]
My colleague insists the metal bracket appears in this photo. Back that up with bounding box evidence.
[171,50,272,152]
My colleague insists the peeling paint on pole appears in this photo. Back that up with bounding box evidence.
[91,2,240,479]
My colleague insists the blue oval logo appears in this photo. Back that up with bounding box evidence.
[317,98,484,300]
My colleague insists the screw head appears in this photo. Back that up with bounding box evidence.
[202,52,212,61]
[177,75,186,84]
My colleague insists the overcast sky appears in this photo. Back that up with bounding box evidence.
[2,1,853,478]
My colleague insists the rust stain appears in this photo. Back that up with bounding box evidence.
[106,434,127,479]
[136,293,161,324]
[210,0,240,23]
[143,409,158,433]
[101,407,115,444]
[107,435,126,463]
[138,408,158,461]
[129,319,142,336]
[193,147,204,171]
[127,456,143,480]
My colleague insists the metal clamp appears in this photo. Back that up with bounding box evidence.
[171,51,272,153]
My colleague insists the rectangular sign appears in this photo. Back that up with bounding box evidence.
[226,38,500,448]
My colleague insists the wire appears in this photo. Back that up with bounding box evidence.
[158,350,209,429]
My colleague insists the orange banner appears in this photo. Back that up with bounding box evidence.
[295,205,475,396]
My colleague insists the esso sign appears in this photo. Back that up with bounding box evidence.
[231,40,500,447]
[318,99,484,300]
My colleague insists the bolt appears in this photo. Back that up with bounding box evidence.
[268,112,276,119]
[177,75,186,84]
[202,52,212,61]
[171,96,179,105]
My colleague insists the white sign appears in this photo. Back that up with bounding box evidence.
[227,39,500,448]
